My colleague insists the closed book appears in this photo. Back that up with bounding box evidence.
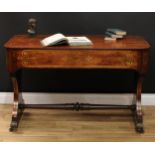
[107,28,127,36]
[104,36,116,41]
[105,32,124,39]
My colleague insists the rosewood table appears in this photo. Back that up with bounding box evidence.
[4,35,150,133]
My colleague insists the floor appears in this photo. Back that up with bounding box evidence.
[0,104,155,142]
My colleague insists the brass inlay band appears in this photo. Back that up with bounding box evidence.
[14,50,138,68]
[16,52,36,62]
[61,55,94,62]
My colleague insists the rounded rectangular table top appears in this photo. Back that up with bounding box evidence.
[4,35,150,50]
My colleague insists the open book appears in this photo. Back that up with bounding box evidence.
[40,33,93,46]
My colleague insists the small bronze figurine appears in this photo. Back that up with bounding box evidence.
[27,18,37,35]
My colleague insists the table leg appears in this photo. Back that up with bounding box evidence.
[132,73,144,133]
[9,71,24,132]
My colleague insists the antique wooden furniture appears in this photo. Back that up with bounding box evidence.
[5,35,150,133]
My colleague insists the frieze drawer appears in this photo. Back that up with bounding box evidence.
[14,50,140,69]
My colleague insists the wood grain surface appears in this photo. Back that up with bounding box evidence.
[0,104,155,142]
[4,35,150,50]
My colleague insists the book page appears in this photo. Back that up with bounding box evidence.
[67,36,93,46]
[41,33,67,46]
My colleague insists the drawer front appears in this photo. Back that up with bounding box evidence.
[15,50,140,70]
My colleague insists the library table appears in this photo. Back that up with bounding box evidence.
[4,35,150,132]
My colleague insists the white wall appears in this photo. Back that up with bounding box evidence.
[0,93,154,105]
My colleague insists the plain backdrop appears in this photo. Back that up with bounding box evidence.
[0,12,154,93]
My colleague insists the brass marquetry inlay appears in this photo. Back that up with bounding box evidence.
[62,56,94,62]
[123,57,136,66]
[86,56,94,62]
[126,61,133,65]
[16,52,36,62]
[13,50,138,68]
